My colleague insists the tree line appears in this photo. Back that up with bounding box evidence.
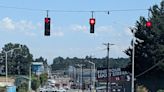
[51,56,130,71]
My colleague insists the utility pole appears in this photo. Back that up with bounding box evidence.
[103,43,114,92]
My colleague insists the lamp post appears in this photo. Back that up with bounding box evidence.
[76,64,84,92]
[4,47,21,86]
[29,63,31,92]
[132,30,135,92]
[85,60,95,92]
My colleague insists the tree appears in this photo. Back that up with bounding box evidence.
[125,1,164,91]
[34,57,48,68]
[51,56,129,71]
[17,82,28,92]
[0,43,33,75]
[125,1,164,76]
[31,77,40,91]
[40,73,48,86]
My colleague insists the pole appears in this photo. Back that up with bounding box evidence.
[5,52,8,86]
[132,30,135,92]
[93,62,95,92]
[107,43,109,92]
[29,63,31,92]
[103,43,114,92]
[85,60,95,92]
[78,69,80,92]
[90,64,92,92]
[82,65,83,92]
[4,47,21,86]
[76,64,83,92]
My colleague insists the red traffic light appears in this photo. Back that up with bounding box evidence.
[45,18,50,23]
[146,21,152,28]
[89,18,95,33]
[90,18,95,25]
[45,17,50,36]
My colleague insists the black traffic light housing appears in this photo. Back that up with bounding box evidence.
[90,18,95,33]
[45,17,51,36]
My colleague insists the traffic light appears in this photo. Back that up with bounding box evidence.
[89,18,95,33]
[45,17,51,36]
[146,21,152,29]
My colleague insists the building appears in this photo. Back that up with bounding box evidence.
[32,62,44,75]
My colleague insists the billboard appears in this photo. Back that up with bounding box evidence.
[97,68,130,82]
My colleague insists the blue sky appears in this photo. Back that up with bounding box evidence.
[0,0,161,64]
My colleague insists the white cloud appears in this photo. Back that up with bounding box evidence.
[51,31,64,37]
[25,31,36,36]
[16,20,36,31]
[0,17,37,36]
[0,17,15,31]
[70,24,88,32]
[97,26,114,33]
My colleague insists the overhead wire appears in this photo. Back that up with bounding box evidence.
[0,4,148,13]
[135,60,164,78]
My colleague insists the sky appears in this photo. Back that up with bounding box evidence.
[0,0,161,64]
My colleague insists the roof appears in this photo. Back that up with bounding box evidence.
[32,62,43,65]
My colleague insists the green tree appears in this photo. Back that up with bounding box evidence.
[51,56,129,71]
[125,1,164,91]
[31,77,40,91]
[0,43,33,75]
[125,1,164,76]
[40,73,48,86]
[17,82,28,92]
[157,89,164,92]
[34,56,48,68]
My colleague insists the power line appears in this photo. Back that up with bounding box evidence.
[0,4,148,13]
[0,5,45,12]
[135,59,164,78]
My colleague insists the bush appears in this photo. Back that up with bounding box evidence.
[0,87,6,92]
[157,89,164,92]
[136,85,148,92]
[31,78,40,91]
[40,73,48,86]
[17,82,28,92]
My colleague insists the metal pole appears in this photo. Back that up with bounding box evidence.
[78,69,80,92]
[107,43,109,92]
[132,30,135,92]
[80,65,83,92]
[90,64,92,92]
[4,47,21,86]
[82,65,83,92]
[93,63,95,92]
[29,63,31,92]
[5,52,8,86]
[85,60,95,92]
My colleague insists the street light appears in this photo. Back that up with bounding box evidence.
[76,64,84,92]
[29,63,31,92]
[85,60,95,92]
[132,29,135,92]
[4,46,21,86]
